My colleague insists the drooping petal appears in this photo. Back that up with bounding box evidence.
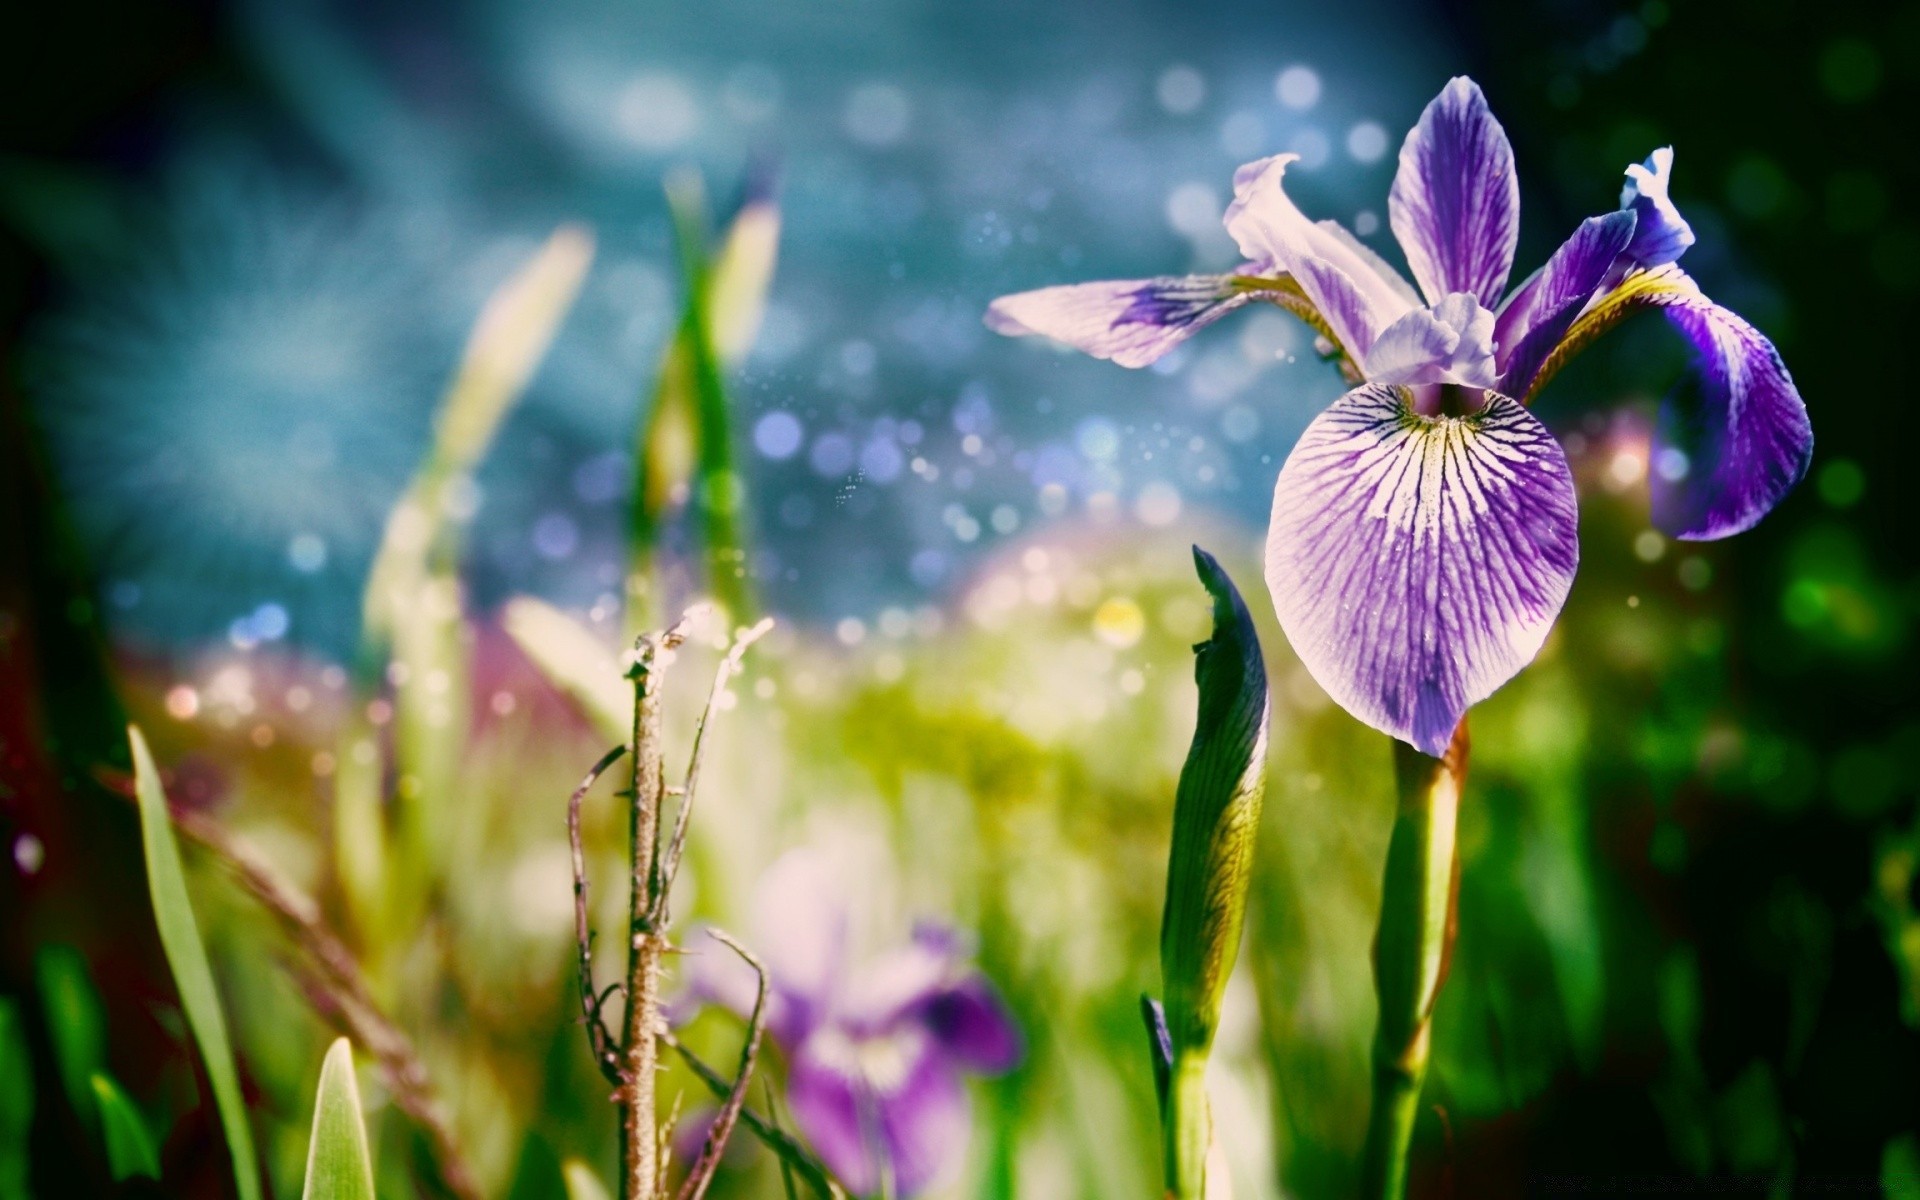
[918,977,1023,1074]
[788,1029,969,1198]
[1265,384,1579,756]
[1524,265,1812,538]
[985,272,1268,368]
[1364,292,1500,388]
[1653,298,1812,539]
[1495,211,1638,397]
[1619,146,1695,268]
[1389,77,1521,308]
[1225,154,1417,359]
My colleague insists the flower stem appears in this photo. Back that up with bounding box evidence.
[621,627,679,1200]
[1361,723,1468,1200]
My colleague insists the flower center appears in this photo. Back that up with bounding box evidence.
[807,1024,928,1094]
[1409,383,1490,418]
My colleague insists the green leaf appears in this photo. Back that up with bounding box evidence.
[1884,1133,1920,1200]
[1158,547,1270,1055]
[502,596,629,741]
[349,225,595,915]
[628,171,778,632]
[1156,547,1270,1200]
[0,998,34,1197]
[561,1158,613,1200]
[91,1073,159,1181]
[301,1039,375,1200]
[129,724,263,1200]
[33,944,104,1124]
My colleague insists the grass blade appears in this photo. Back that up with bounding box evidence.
[0,998,32,1196]
[502,597,628,741]
[562,1158,614,1200]
[33,944,104,1125]
[91,1073,160,1182]
[129,723,262,1200]
[301,1038,376,1200]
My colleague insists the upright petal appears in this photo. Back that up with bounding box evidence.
[1654,299,1812,538]
[1225,154,1417,359]
[1619,147,1696,268]
[985,273,1268,368]
[1389,77,1521,308]
[1365,292,1500,388]
[1495,211,1638,397]
[1265,385,1578,756]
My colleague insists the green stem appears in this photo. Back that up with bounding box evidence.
[1361,723,1468,1200]
[1164,1052,1209,1198]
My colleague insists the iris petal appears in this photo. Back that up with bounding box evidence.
[919,977,1023,1074]
[1530,265,1812,539]
[1265,384,1578,756]
[1364,292,1499,388]
[1620,147,1696,268]
[1224,153,1417,358]
[1389,77,1521,309]
[788,1033,968,1198]
[984,273,1262,368]
[1654,298,1813,539]
[1496,210,1638,398]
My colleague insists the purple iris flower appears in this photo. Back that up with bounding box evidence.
[679,848,1022,1196]
[987,76,1811,757]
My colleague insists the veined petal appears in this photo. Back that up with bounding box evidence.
[1619,146,1696,268]
[1655,297,1812,538]
[1390,77,1521,308]
[984,273,1264,368]
[1528,265,1811,538]
[1365,292,1499,388]
[1495,211,1638,396]
[1265,385,1578,756]
[1225,153,1417,358]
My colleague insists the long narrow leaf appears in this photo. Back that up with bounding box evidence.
[0,998,32,1196]
[129,724,262,1200]
[91,1073,160,1182]
[501,597,628,741]
[562,1159,614,1200]
[301,1039,375,1200]
[628,172,778,633]
[33,944,103,1124]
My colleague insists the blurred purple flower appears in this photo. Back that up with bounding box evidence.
[680,848,1021,1197]
[987,76,1811,757]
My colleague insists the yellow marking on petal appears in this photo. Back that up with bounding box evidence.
[1525,263,1699,403]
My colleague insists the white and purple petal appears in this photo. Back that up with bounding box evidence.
[1652,297,1812,539]
[1265,384,1579,757]
[1619,147,1696,268]
[1225,153,1417,358]
[1495,211,1638,397]
[788,1028,969,1198]
[1389,77,1522,308]
[984,273,1260,368]
[1364,292,1500,388]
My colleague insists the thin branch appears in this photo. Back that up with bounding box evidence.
[569,742,632,1087]
[652,617,774,926]
[660,1030,845,1200]
[674,930,770,1200]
